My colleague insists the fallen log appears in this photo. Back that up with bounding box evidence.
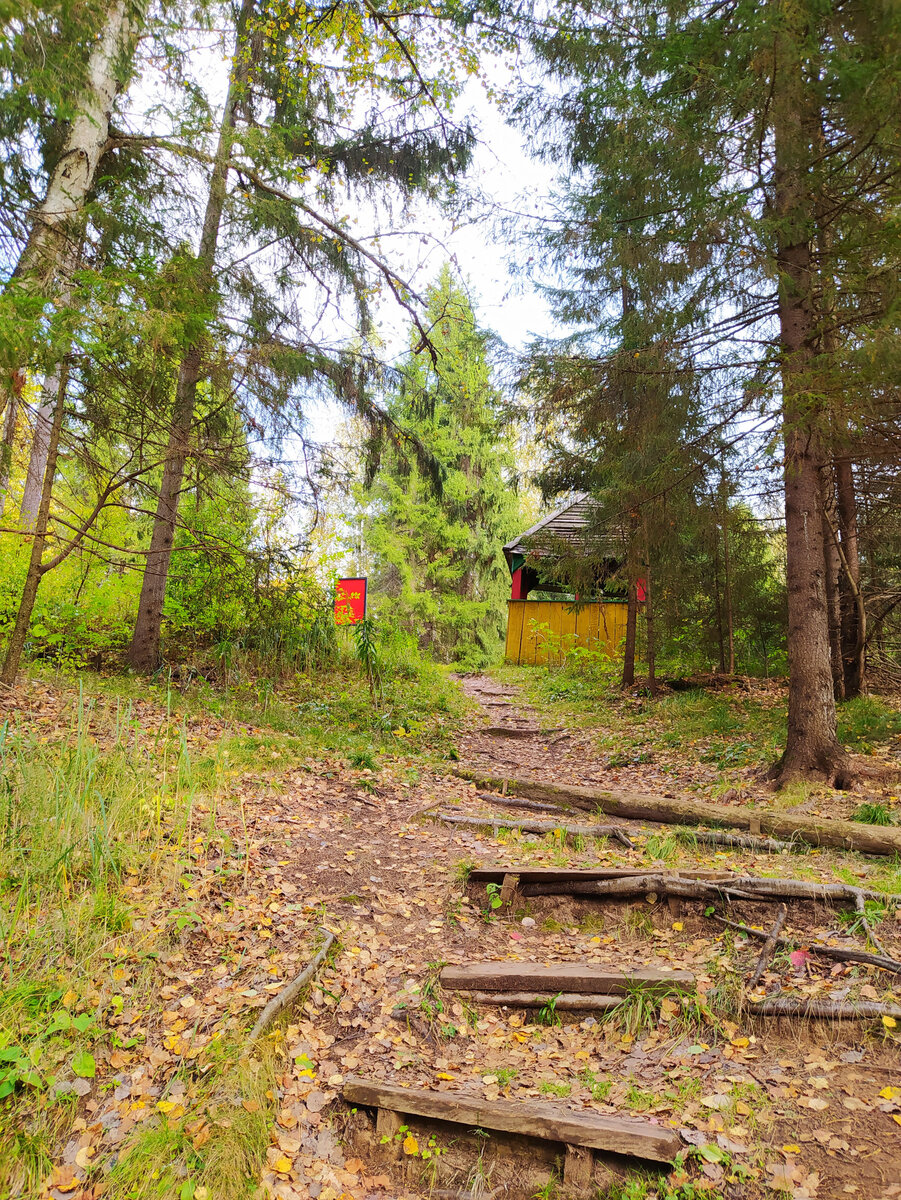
[713,915,901,975]
[749,998,901,1020]
[441,962,694,995]
[519,873,895,907]
[247,928,335,1043]
[342,1077,681,1163]
[677,828,799,854]
[469,867,655,885]
[483,726,564,739]
[432,811,634,849]
[464,990,623,1011]
[454,769,901,856]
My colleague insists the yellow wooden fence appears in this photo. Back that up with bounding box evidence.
[504,600,629,665]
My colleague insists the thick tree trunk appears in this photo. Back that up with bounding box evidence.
[820,463,845,700]
[8,0,134,303]
[0,363,68,685]
[769,8,851,787]
[835,453,864,697]
[126,0,253,671]
[644,549,656,696]
[720,483,735,675]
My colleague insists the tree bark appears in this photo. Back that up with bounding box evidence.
[720,476,735,675]
[621,572,638,688]
[19,374,58,530]
[0,362,69,685]
[835,452,864,697]
[0,379,20,518]
[127,1,253,671]
[820,462,844,700]
[768,5,851,787]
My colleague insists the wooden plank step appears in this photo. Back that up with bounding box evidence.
[440,962,695,994]
[342,1077,681,1163]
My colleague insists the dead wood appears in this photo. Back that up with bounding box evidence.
[749,998,901,1020]
[677,828,798,853]
[713,915,901,975]
[464,990,623,1011]
[519,872,896,907]
[453,769,901,856]
[441,962,694,994]
[748,904,787,989]
[342,1077,681,1162]
[247,928,335,1043]
[477,792,563,814]
[853,889,887,957]
[432,810,634,849]
[483,726,564,739]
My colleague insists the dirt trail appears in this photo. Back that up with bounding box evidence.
[37,675,901,1200]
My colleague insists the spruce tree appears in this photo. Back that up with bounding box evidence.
[363,265,521,665]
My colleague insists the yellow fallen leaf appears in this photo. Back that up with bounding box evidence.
[403,1134,419,1156]
[61,989,77,1009]
[893,1115,901,1128]
[882,1016,897,1029]
[156,1100,178,1114]
[672,921,684,932]
[273,1156,293,1173]
[436,1073,455,1080]
[731,1037,750,1048]
[879,1086,901,1100]
[782,1144,801,1154]
[74,1147,95,1169]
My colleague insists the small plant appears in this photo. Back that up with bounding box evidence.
[623,907,654,938]
[624,1082,656,1110]
[851,802,894,826]
[645,831,680,863]
[580,1068,613,1101]
[348,747,378,771]
[539,1079,571,1098]
[532,1171,560,1200]
[494,1066,518,1087]
[454,858,476,885]
[484,882,503,919]
[537,992,563,1026]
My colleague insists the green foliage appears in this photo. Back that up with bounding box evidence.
[361,266,523,667]
[851,802,894,827]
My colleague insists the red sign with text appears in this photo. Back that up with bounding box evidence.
[334,577,367,625]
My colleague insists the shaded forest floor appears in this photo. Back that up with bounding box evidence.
[2,665,901,1200]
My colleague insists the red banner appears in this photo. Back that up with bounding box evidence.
[334,577,367,625]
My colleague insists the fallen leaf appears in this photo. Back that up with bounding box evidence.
[403,1133,419,1156]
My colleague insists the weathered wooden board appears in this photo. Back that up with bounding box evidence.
[440,962,695,994]
[464,990,623,1010]
[343,1077,681,1163]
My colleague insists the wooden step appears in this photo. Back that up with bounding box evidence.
[440,961,694,994]
[343,1076,681,1164]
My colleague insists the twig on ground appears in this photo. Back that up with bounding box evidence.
[476,792,562,814]
[713,915,901,975]
[854,890,888,956]
[247,928,335,1043]
[748,903,787,989]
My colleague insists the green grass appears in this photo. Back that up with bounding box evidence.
[851,801,894,826]
[538,1079,571,1098]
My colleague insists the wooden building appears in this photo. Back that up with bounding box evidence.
[503,496,629,665]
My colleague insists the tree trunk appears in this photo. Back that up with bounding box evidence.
[19,374,58,530]
[835,452,864,697]
[0,381,20,518]
[7,0,135,303]
[769,6,851,787]
[0,362,69,685]
[820,462,845,700]
[720,478,735,675]
[126,0,253,671]
[644,554,656,696]
[621,565,638,688]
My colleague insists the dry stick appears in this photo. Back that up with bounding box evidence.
[750,998,901,1020]
[247,929,335,1044]
[748,904,788,989]
[476,792,562,815]
[432,811,635,850]
[713,915,901,975]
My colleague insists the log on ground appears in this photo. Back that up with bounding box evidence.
[342,1077,681,1163]
[432,811,634,848]
[454,770,901,856]
[441,962,695,994]
[465,990,624,1011]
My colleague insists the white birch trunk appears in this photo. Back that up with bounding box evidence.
[19,375,58,529]
[11,0,135,296]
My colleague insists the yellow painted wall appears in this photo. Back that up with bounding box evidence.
[504,600,629,665]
